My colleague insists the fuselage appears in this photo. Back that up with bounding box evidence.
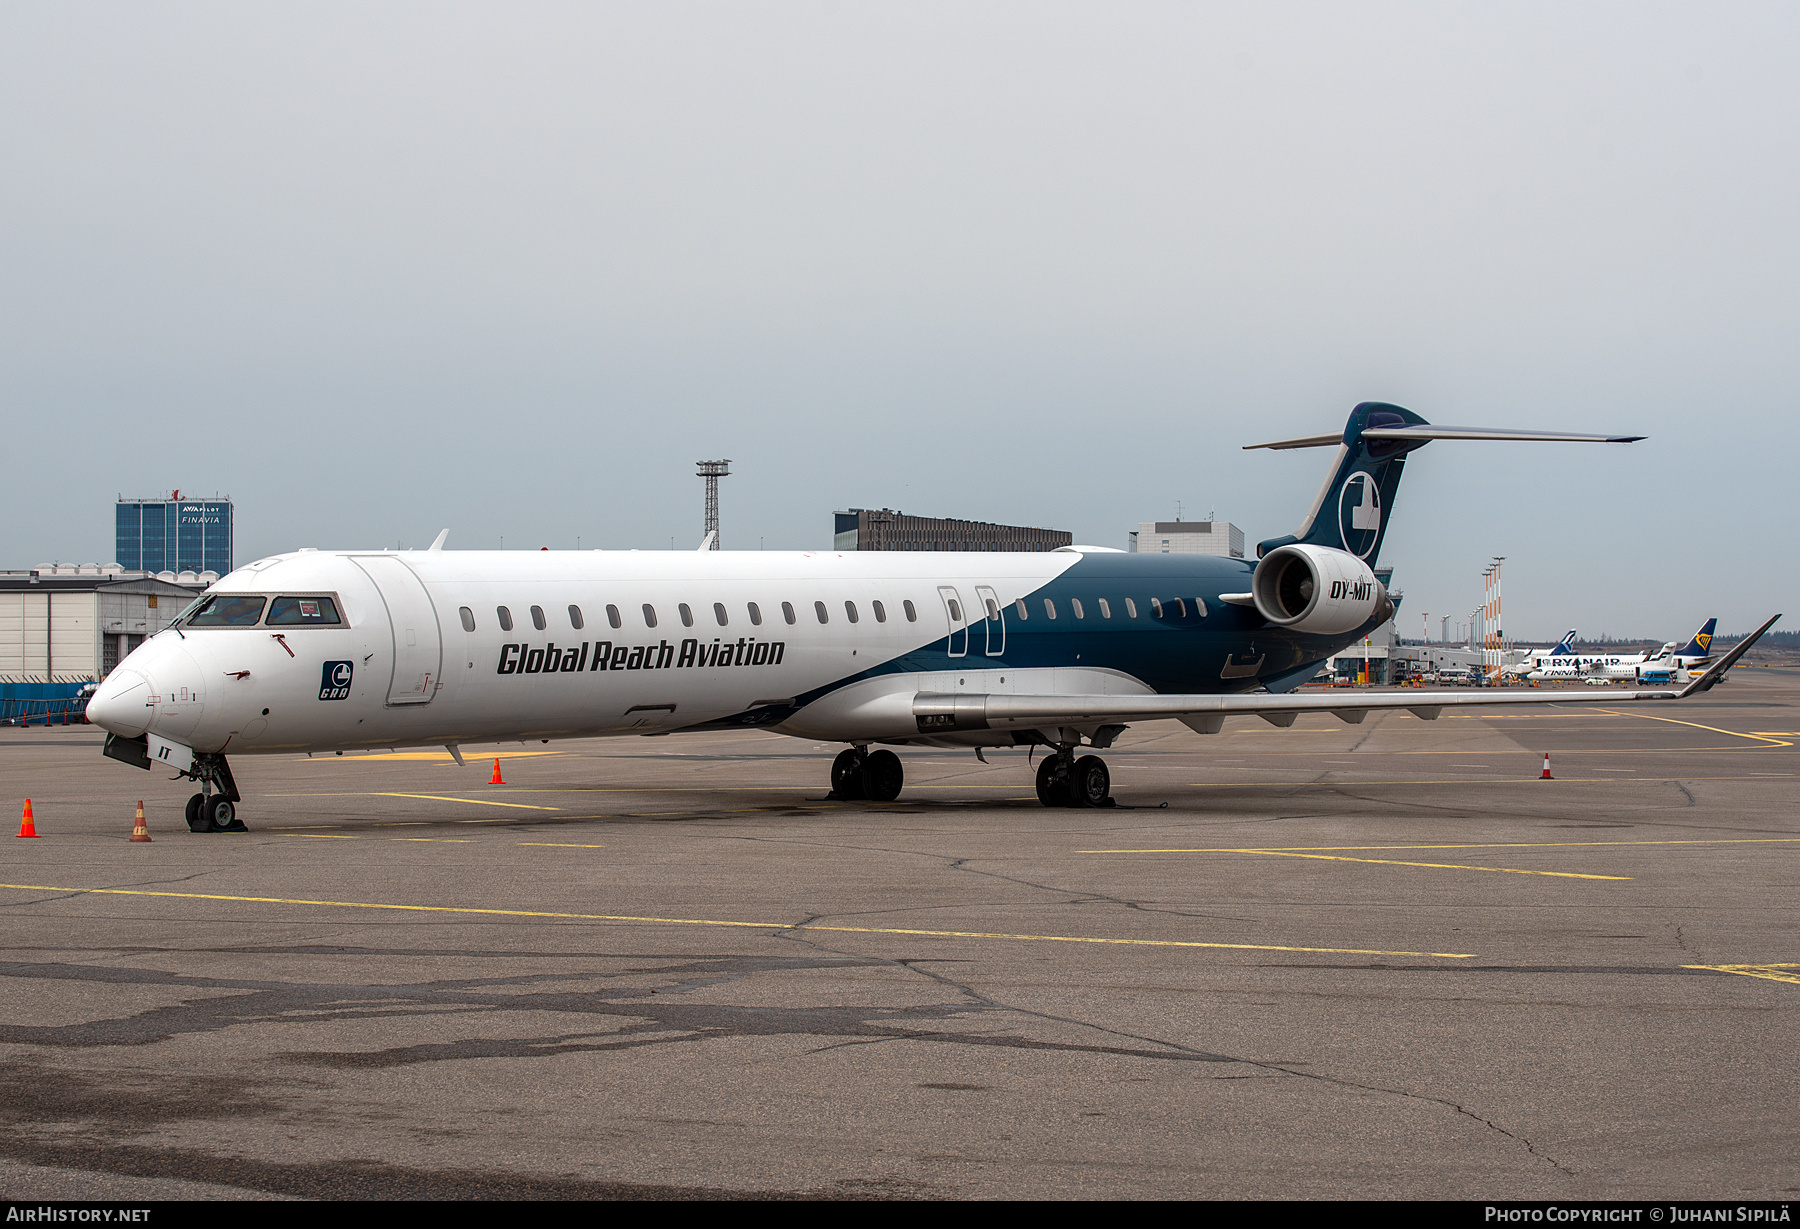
[87,546,1385,755]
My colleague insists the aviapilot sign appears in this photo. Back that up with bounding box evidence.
[496,638,787,675]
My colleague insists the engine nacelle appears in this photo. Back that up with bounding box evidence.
[1250,544,1390,636]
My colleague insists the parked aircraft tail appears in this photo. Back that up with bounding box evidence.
[1246,404,1643,568]
[1547,629,1578,656]
[1676,618,1717,659]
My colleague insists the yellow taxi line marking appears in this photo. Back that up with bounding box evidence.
[0,884,1475,959]
[1183,776,1795,787]
[1394,748,1796,757]
[281,834,359,839]
[1238,850,1630,880]
[389,838,472,843]
[517,842,605,848]
[371,793,562,811]
[1082,838,1800,854]
[1597,709,1793,747]
[1683,964,1800,986]
[268,791,562,811]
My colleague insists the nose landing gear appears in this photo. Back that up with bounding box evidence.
[182,754,246,833]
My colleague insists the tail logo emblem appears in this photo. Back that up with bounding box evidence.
[1337,471,1382,558]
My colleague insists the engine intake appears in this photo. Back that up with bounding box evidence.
[1250,544,1390,636]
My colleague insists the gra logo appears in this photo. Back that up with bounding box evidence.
[1338,472,1382,559]
[319,660,354,701]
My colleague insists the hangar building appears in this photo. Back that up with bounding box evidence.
[833,509,1071,552]
[0,566,210,682]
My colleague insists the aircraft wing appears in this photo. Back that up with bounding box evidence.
[913,615,1778,736]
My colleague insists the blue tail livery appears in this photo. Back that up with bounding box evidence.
[1245,404,1643,565]
[1676,618,1717,660]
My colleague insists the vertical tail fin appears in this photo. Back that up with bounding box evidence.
[1548,629,1578,656]
[1252,402,1429,564]
[1677,618,1717,659]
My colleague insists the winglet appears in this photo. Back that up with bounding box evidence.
[428,529,450,552]
[697,530,717,551]
[1678,614,1781,697]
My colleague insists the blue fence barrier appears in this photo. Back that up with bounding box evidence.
[0,683,93,726]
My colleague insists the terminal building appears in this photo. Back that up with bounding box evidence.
[1128,520,1245,558]
[833,509,1071,552]
[116,492,233,576]
[0,566,209,684]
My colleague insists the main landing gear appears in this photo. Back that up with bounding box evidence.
[182,753,247,833]
[829,747,905,803]
[1035,749,1113,808]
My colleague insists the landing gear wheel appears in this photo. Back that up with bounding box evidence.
[1070,755,1111,808]
[830,749,867,801]
[185,794,207,832]
[861,750,904,802]
[1035,755,1070,807]
[204,796,245,832]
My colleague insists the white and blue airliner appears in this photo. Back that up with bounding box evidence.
[85,403,1778,831]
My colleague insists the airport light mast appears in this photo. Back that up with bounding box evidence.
[697,460,730,550]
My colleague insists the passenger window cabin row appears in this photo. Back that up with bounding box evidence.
[1014,595,1208,621]
[457,592,1210,635]
[460,598,924,635]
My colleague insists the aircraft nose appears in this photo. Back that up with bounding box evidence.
[87,667,153,737]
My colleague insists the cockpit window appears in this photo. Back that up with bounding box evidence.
[184,595,267,627]
[266,596,342,625]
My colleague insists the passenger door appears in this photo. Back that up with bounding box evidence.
[351,556,443,705]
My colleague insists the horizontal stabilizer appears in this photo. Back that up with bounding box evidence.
[1362,426,1645,444]
[1245,425,1644,450]
[1242,432,1346,451]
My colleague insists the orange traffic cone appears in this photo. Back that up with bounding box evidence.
[17,799,39,838]
[490,758,505,785]
[130,800,152,843]
[1540,752,1554,780]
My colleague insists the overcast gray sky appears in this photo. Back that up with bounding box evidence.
[3,2,1794,639]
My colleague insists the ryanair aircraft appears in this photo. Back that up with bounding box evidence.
[86,403,1778,832]
[1524,619,1718,681]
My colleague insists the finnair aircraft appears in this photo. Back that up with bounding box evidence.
[85,403,1777,832]
[1524,619,1718,681]
[1502,629,1578,679]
